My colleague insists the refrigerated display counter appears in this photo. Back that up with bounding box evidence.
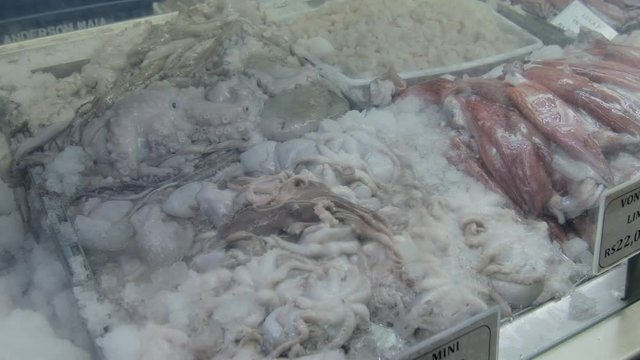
[1,2,640,359]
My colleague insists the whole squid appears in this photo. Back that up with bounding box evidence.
[465,96,554,216]
[447,136,506,197]
[505,72,613,184]
[536,59,640,93]
[587,42,640,68]
[455,95,529,210]
[456,78,514,107]
[523,65,640,137]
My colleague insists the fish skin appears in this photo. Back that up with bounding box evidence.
[505,104,554,175]
[460,77,554,172]
[447,136,507,197]
[465,96,553,216]
[586,59,640,79]
[536,59,640,92]
[457,78,514,107]
[456,96,529,211]
[505,79,613,184]
[524,66,640,136]
[588,42,640,68]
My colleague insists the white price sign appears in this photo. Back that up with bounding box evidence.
[397,308,499,360]
[594,177,640,274]
[551,1,618,40]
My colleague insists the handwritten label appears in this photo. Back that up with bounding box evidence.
[397,307,499,360]
[550,1,618,40]
[594,177,640,274]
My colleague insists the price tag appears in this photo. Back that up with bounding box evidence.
[397,307,499,360]
[594,177,640,274]
[550,0,618,40]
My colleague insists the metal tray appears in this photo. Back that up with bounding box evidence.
[291,9,543,107]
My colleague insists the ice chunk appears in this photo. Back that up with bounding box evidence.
[214,290,265,329]
[370,323,401,351]
[295,37,335,58]
[562,237,593,265]
[138,323,190,360]
[196,183,237,227]
[74,215,134,252]
[150,262,189,290]
[44,146,91,196]
[145,289,190,329]
[162,182,202,218]
[89,200,133,222]
[74,200,135,251]
[99,325,141,360]
[491,278,544,308]
[131,205,194,267]
[275,139,318,170]
[568,292,598,321]
[192,250,226,273]
[363,150,394,183]
[74,286,120,337]
[0,309,89,360]
[241,141,278,174]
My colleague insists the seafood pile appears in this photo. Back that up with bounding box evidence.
[288,0,523,77]
[402,39,640,246]
[0,1,601,359]
[68,103,580,359]
[512,0,640,30]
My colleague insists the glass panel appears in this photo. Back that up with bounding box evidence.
[1,1,640,359]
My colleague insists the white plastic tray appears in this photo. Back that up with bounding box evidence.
[291,9,543,107]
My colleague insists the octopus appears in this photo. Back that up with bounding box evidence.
[80,80,262,180]
[219,171,405,272]
[261,257,371,357]
[259,83,350,142]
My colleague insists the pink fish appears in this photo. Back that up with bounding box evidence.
[456,96,529,211]
[457,78,514,107]
[535,59,640,91]
[465,96,553,216]
[587,42,640,68]
[524,66,640,136]
[447,136,506,197]
[505,75,613,184]
[582,0,627,25]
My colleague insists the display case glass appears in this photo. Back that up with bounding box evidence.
[1,1,639,359]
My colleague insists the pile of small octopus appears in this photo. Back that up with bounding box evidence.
[405,38,640,247]
[41,103,578,360]
[3,3,618,360]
